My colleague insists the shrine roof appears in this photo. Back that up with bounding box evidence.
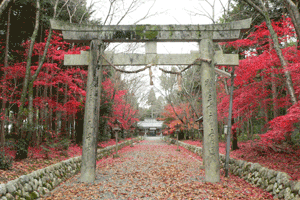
[137,118,164,129]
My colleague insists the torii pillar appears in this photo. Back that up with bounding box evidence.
[200,38,219,182]
[80,40,104,182]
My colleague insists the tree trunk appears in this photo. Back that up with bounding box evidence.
[43,66,49,132]
[115,131,119,156]
[1,6,11,148]
[247,119,250,139]
[15,0,40,160]
[56,111,61,135]
[35,107,39,146]
[283,0,300,49]
[262,79,268,125]
[103,118,108,140]
[28,82,34,145]
[231,130,239,150]
[49,79,53,131]
[231,119,239,150]
[271,66,278,118]
[268,34,279,119]
[0,0,12,17]
[55,86,59,134]
[75,108,84,144]
[52,110,56,134]
[250,118,254,138]
[178,130,184,140]
[17,0,40,132]
[61,83,68,135]
[225,66,235,177]
[111,126,115,139]
[71,114,75,141]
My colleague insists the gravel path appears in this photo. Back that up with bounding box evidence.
[40,137,273,200]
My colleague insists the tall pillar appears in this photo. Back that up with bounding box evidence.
[81,40,104,183]
[199,39,220,183]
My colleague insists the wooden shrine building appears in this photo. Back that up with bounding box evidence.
[137,118,164,136]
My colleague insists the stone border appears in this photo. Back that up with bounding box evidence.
[0,137,142,200]
[163,137,300,200]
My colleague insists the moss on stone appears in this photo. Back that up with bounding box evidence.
[198,30,202,38]
[136,25,159,40]
[168,26,175,38]
[136,25,146,38]
[29,191,39,199]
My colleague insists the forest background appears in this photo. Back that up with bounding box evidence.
[0,0,300,181]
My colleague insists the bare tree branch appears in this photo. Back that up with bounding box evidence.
[0,0,12,17]
[133,0,159,24]
[79,1,95,24]
[187,0,217,23]
[104,0,116,25]
[56,0,71,18]
[116,0,137,25]
[242,0,265,16]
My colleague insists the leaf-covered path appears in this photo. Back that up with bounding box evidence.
[41,138,273,200]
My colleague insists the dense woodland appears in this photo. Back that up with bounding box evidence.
[0,0,299,183]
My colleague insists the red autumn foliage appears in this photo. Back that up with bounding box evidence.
[1,30,139,131]
[218,16,300,145]
[0,29,139,181]
[159,103,199,135]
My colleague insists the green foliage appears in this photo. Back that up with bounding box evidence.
[98,126,111,142]
[238,133,261,142]
[218,0,284,25]
[15,138,29,160]
[40,142,54,159]
[41,132,70,159]
[291,124,300,147]
[0,150,13,170]
[59,137,70,150]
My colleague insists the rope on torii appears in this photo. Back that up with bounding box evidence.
[101,54,154,85]
[158,57,212,91]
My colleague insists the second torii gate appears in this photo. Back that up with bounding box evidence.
[50,18,251,183]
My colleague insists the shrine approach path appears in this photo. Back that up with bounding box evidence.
[40,137,273,200]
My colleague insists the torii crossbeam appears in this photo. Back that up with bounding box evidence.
[64,48,238,78]
[50,19,251,43]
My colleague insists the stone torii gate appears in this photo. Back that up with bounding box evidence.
[50,19,251,183]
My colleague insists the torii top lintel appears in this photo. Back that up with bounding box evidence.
[50,18,251,43]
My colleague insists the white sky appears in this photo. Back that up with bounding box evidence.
[86,0,231,107]
[87,0,229,25]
